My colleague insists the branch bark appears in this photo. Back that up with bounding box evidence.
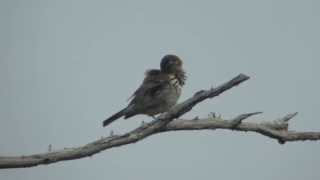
[0,74,319,169]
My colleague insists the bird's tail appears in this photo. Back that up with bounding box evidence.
[102,108,128,127]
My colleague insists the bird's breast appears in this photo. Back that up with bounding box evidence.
[168,75,182,94]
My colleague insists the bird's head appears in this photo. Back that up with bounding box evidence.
[160,54,183,74]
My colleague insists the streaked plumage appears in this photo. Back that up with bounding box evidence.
[102,54,186,127]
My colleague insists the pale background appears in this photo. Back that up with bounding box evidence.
[1,0,320,179]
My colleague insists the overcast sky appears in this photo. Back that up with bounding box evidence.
[1,0,320,179]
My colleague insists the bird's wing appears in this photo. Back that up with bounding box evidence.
[127,69,168,104]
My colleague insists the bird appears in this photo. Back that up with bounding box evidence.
[102,54,186,127]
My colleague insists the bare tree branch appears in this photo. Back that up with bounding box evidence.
[0,74,319,169]
[166,112,320,144]
[0,74,249,169]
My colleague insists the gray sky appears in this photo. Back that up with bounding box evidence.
[1,0,320,179]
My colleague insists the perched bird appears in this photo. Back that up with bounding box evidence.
[102,54,186,127]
